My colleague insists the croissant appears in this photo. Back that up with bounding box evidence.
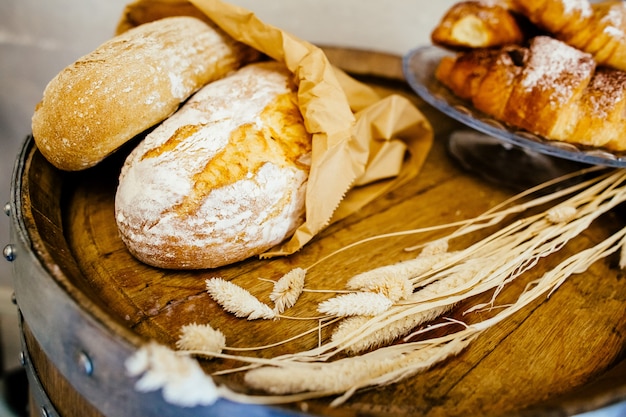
[435,36,626,150]
[431,1,526,49]
[508,0,626,71]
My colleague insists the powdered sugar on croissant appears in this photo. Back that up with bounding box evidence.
[435,36,626,150]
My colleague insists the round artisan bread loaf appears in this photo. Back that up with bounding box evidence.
[31,16,259,171]
[114,61,312,270]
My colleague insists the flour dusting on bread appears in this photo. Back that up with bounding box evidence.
[115,61,312,269]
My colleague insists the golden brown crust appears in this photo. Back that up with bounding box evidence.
[511,0,626,71]
[431,1,526,49]
[471,45,526,119]
[502,36,596,140]
[31,16,259,171]
[434,49,501,100]
[574,67,626,149]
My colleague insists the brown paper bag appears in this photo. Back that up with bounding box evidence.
[116,0,434,257]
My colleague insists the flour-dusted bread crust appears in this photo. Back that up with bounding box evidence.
[115,61,312,269]
[31,16,259,171]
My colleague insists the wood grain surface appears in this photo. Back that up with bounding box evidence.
[20,48,626,417]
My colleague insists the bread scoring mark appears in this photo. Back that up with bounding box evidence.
[141,124,202,160]
[173,91,311,217]
[260,92,312,169]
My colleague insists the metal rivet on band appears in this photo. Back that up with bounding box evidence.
[77,351,94,376]
[19,351,26,367]
[3,244,15,262]
[3,202,10,216]
[40,406,50,417]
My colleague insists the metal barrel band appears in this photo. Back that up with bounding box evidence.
[18,310,60,417]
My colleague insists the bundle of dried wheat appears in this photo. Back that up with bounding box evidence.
[126,166,626,407]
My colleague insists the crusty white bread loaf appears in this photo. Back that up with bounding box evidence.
[114,61,312,270]
[31,16,259,171]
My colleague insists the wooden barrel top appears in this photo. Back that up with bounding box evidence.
[15,47,626,417]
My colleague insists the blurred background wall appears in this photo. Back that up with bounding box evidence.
[0,0,456,372]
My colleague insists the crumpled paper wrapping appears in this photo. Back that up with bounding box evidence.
[117,0,433,258]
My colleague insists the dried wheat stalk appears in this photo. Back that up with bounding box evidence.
[129,167,626,408]
[205,278,276,320]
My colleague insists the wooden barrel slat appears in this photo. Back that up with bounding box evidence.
[14,47,626,417]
